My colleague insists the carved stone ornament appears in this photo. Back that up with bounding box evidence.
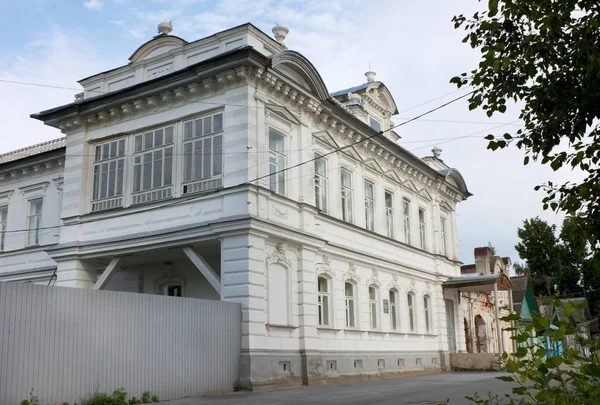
[425,282,432,294]
[390,272,400,289]
[343,262,359,281]
[316,255,333,276]
[368,268,380,285]
[409,278,416,291]
[267,242,291,266]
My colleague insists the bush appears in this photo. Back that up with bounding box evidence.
[23,388,159,405]
[465,297,600,405]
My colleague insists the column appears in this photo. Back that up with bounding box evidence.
[54,259,96,288]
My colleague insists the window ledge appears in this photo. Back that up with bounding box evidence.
[266,323,298,330]
[367,330,387,335]
[317,326,343,332]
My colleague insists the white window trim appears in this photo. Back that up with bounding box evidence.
[424,294,432,334]
[389,288,399,331]
[317,274,332,327]
[364,180,375,232]
[369,284,379,330]
[403,198,412,245]
[441,217,448,256]
[268,128,286,195]
[419,207,427,250]
[19,182,49,247]
[26,198,44,247]
[340,168,353,223]
[407,291,416,333]
[0,205,7,251]
[344,280,357,329]
[385,190,395,239]
[314,156,328,213]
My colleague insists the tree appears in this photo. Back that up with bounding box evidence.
[451,0,600,249]
[512,261,528,276]
[487,241,497,255]
[514,217,561,296]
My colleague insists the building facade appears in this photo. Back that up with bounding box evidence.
[0,22,472,388]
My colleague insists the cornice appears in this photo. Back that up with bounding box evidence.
[0,157,65,181]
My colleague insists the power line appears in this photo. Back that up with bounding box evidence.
[395,118,522,126]
[0,90,474,237]
[396,89,466,114]
[0,79,105,94]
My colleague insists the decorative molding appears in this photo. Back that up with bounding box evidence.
[315,255,333,277]
[154,262,186,295]
[367,267,380,286]
[389,272,400,290]
[19,181,50,202]
[343,262,359,281]
[408,278,416,292]
[266,242,291,267]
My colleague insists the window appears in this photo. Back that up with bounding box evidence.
[424,295,432,333]
[345,281,356,328]
[132,125,174,204]
[0,206,7,251]
[407,292,416,332]
[314,157,328,212]
[419,208,427,250]
[385,191,394,238]
[268,129,286,194]
[370,117,382,132]
[92,138,125,211]
[164,284,182,297]
[341,169,353,223]
[364,181,375,231]
[369,285,378,329]
[441,217,448,256]
[182,112,224,194]
[389,289,399,331]
[27,199,43,246]
[317,276,330,326]
[403,198,412,244]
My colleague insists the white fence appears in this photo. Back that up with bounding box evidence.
[0,282,241,405]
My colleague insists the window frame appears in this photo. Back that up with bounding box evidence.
[91,138,126,212]
[389,288,399,331]
[314,156,328,212]
[407,291,416,332]
[132,124,175,205]
[419,207,427,250]
[0,206,7,251]
[364,180,375,231]
[385,190,395,238]
[268,129,286,195]
[340,168,353,223]
[344,280,357,328]
[317,275,332,327]
[441,217,448,256]
[424,294,432,334]
[403,198,412,245]
[26,198,43,247]
[369,284,379,330]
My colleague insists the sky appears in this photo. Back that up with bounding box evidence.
[0,0,582,267]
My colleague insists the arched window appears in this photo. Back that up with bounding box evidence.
[407,292,416,332]
[424,295,432,334]
[164,284,182,297]
[317,276,331,326]
[369,285,379,329]
[389,289,399,331]
[345,281,356,328]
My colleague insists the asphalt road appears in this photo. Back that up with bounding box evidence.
[164,371,516,405]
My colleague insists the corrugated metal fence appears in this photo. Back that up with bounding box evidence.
[0,282,241,405]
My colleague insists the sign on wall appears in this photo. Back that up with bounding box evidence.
[383,299,389,314]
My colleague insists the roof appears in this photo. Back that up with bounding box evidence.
[510,276,529,313]
[0,138,66,165]
[443,273,512,292]
[330,83,369,97]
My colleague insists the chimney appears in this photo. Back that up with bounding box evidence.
[474,246,492,275]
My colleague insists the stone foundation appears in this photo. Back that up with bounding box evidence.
[240,350,450,391]
[449,353,502,371]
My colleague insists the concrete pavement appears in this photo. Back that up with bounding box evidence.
[163,371,517,405]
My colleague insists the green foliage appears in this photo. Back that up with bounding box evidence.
[465,297,600,404]
[23,388,160,405]
[451,0,600,253]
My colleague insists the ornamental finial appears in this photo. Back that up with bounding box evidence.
[158,21,173,35]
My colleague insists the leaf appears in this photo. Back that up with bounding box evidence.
[488,0,499,16]
[512,386,528,396]
[515,347,528,358]
[497,376,515,382]
[524,156,530,165]
[505,358,519,373]
[563,301,575,316]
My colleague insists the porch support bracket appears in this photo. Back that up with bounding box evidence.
[182,246,221,297]
[93,257,121,290]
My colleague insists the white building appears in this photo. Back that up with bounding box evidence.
[0,22,473,389]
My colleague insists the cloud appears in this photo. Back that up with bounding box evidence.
[108,20,125,26]
[84,0,103,10]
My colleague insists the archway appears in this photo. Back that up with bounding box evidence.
[474,315,487,353]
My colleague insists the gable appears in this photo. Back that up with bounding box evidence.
[271,51,329,101]
[129,35,188,63]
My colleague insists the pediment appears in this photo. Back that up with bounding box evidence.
[418,188,433,201]
[363,82,399,115]
[440,201,453,212]
[384,170,403,185]
[266,104,300,126]
[313,131,340,150]
[403,180,418,194]
[340,145,363,162]
[364,159,385,174]
[271,51,329,101]
[129,35,188,63]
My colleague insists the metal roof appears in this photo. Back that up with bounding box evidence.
[330,83,369,97]
[443,273,512,291]
[0,137,66,165]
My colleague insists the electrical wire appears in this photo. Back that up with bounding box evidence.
[0,90,474,237]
